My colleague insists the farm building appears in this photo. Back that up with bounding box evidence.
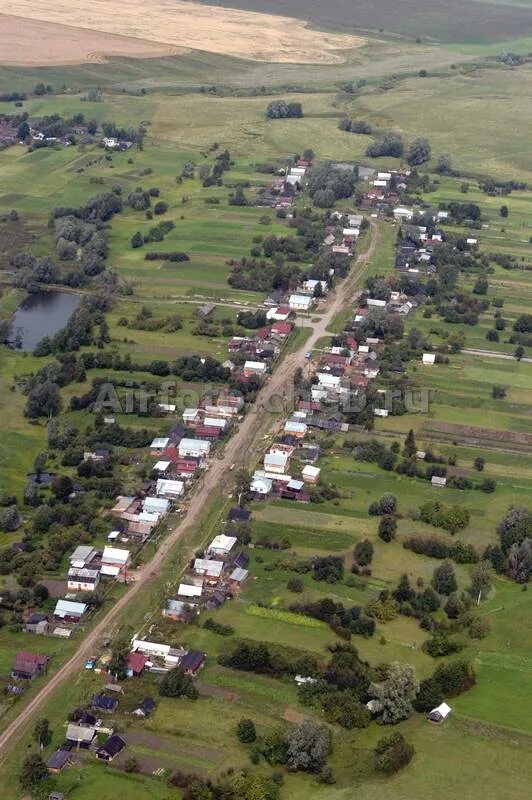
[54,599,87,622]
[101,546,130,577]
[47,749,71,773]
[264,451,290,474]
[66,724,97,748]
[24,613,49,635]
[133,697,156,717]
[180,650,206,675]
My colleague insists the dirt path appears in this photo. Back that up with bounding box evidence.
[463,348,531,363]
[0,223,377,763]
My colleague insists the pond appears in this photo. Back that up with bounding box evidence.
[6,290,80,351]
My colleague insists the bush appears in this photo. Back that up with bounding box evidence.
[287,577,304,593]
[237,718,257,743]
[374,733,415,774]
[378,516,397,542]
[353,538,374,566]
[159,666,198,699]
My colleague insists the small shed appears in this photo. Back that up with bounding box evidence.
[431,476,447,488]
[96,734,126,761]
[428,702,452,724]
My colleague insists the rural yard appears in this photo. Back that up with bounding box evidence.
[0,3,530,800]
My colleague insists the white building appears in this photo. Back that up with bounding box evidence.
[194,559,224,579]
[264,451,290,474]
[69,546,97,569]
[178,439,211,459]
[393,207,414,221]
[422,353,436,365]
[183,408,201,425]
[284,420,308,437]
[101,546,130,577]
[54,599,87,620]
[150,437,170,451]
[303,279,328,295]
[289,294,314,312]
[144,496,170,515]
[250,473,273,495]
[156,479,185,499]
[243,361,267,376]
[302,465,320,484]
[178,583,203,598]
[67,568,100,593]
[209,534,237,556]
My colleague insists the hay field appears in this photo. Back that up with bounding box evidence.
[0,0,363,65]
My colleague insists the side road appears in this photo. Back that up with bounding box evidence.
[0,222,377,763]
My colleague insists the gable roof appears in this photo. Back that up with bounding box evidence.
[127,651,148,674]
[97,734,126,758]
[180,650,205,673]
[13,652,49,674]
[91,693,118,712]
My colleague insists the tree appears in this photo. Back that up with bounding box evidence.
[435,154,453,174]
[34,82,46,95]
[500,205,509,218]
[366,134,403,158]
[497,506,532,553]
[33,584,49,606]
[393,573,415,603]
[374,732,415,774]
[154,201,168,215]
[159,666,198,699]
[285,721,331,773]
[369,492,397,515]
[354,538,374,566]
[431,561,457,595]
[25,381,61,418]
[473,277,488,295]
[0,505,21,532]
[486,329,499,342]
[403,428,417,457]
[491,385,507,399]
[17,120,30,141]
[414,677,443,712]
[473,456,485,472]
[237,718,256,743]
[378,515,397,543]
[19,754,48,790]
[514,345,525,361]
[407,138,431,166]
[369,662,419,724]
[507,538,532,583]
[51,474,74,501]
[469,560,493,600]
[131,231,144,248]
[33,718,51,749]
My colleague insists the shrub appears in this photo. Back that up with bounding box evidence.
[237,718,257,743]
[374,733,415,774]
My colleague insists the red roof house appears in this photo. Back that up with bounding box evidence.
[12,652,50,680]
[271,321,293,337]
[127,652,148,676]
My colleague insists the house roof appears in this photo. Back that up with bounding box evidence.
[97,734,126,758]
[233,551,250,569]
[429,702,452,719]
[178,583,203,597]
[13,652,49,673]
[127,652,148,673]
[69,545,96,564]
[150,437,170,449]
[179,438,211,452]
[47,749,71,770]
[91,694,118,711]
[209,534,237,553]
[194,558,224,577]
[180,650,205,673]
[302,465,320,478]
[102,546,130,565]
[228,507,251,522]
[229,567,248,583]
[136,696,156,715]
[54,599,87,617]
[66,723,96,743]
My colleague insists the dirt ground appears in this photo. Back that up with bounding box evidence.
[196,679,239,702]
[0,0,363,66]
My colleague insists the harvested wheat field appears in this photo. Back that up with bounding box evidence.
[0,0,364,65]
[0,13,188,66]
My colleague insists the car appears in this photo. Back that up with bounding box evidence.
[85,658,95,670]
[305,351,313,359]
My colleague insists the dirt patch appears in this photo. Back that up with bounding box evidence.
[283,707,307,724]
[0,0,363,66]
[196,680,239,702]
[40,579,68,598]
[125,729,221,762]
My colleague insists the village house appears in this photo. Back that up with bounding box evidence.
[96,734,127,761]
[163,599,198,622]
[250,473,273,497]
[100,546,130,578]
[12,652,50,680]
[180,650,206,676]
[266,305,291,322]
[183,408,201,426]
[69,545,98,569]
[264,451,290,474]
[178,438,211,460]
[243,360,267,378]
[428,702,452,724]
[67,567,100,593]
[91,694,119,713]
[47,749,72,773]
[228,567,248,591]
[289,293,314,312]
[156,478,185,500]
[302,465,321,484]
[209,533,237,557]
[143,496,170,517]
[150,437,170,454]
[66,723,97,749]
[126,651,149,677]
[194,558,224,582]
[24,612,49,635]
[271,321,293,338]
[133,697,156,717]
[284,420,308,438]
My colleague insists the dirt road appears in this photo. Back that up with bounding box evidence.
[0,223,377,763]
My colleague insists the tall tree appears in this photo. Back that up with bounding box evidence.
[369,662,419,724]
